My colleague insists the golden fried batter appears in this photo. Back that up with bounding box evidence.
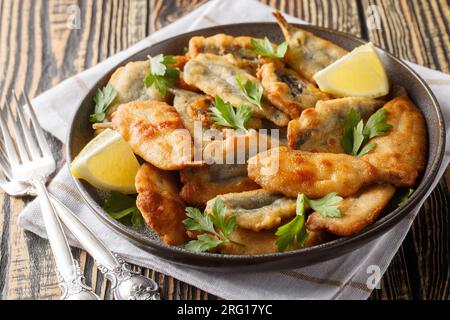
[188,33,262,74]
[362,95,427,187]
[112,100,195,170]
[135,163,188,245]
[180,164,259,206]
[205,189,297,232]
[247,146,378,198]
[257,62,330,119]
[307,184,395,236]
[106,60,164,117]
[183,53,290,126]
[203,129,279,165]
[287,97,384,152]
[171,89,262,141]
[180,130,278,205]
[218,228,332,255]
[273,11,347,82]
[171,89,216,134]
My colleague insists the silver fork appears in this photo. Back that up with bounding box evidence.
[0,92,160,300]
[0,91,99,300]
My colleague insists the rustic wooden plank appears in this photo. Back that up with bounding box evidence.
[362,0,450,300]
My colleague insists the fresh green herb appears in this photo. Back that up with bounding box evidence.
[236,74,263,109]
[209,96,253,132]
[145,54,180,96]
[363,108,393,139]
[250,37,288,58]
[275,194,308,252]
[275,193,343,252]
[342,109,361,154]
[89,84,117,122]
[103,192,143,227]
[308,192,343,218]
[342,108,393,157]
[183,199,243,253]
[182,46,188,54]
[398,188,414,207]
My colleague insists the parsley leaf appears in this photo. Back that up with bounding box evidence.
[275,194,308,252]
[398,188,414,207]
[275,193,343,252]
[357,143,376,157]
[236,74,263,109]
[209,96,253,132]
[103,192,143,227]
[342,108,392,157]
[308,192,343,218]
[342,109,361,154]
[183,198,243,253]
[145,54,180,96]
[250,37,288,58]
[363,108,393,139]
[352,120,366,156]
[90,84,117,123]
[185,234,223,253]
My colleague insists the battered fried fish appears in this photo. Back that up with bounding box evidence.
[247,146,378,198]
[205,189,297,232]
[180,164,259,206]
[112,100,195,170]
[135,163,188,245]
[257,62,330,119]
[287,97,384,152]
[218,228,332,254]
[183,53,290,126]
[180,130,279,205]
[171,89,262,140]
[171,89,215,135]
[306,184,395,236]
[106,60,164,117]
[362,95,427,187]
[203,129,279,165]
[273,11,347,82]
[188,33,261,74]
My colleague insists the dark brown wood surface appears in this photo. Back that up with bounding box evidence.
[0,0,448,300]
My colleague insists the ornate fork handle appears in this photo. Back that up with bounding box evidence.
[32,178,99,300]
[49,196,160,300]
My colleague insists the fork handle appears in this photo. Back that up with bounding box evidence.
[47,194,160,300]
[48,195,121,271]
[32,178,99,300]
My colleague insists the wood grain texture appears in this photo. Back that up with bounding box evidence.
[361,0,449,300]
[0,0,448,300]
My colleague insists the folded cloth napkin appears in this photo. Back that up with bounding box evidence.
[18,0,450,300]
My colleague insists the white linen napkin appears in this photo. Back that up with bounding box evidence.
[18,0,450,300]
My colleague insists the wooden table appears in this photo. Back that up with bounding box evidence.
[0,0,448,300]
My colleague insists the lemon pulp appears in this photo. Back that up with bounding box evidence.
[70,129,139,194]
[313,42,389,98]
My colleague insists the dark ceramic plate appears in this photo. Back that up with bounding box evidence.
[67,23,445,272]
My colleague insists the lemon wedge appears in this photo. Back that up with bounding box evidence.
[70,128,139,194]
[313,42,389,98]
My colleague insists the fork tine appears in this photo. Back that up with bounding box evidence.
[5,100,30,162]
[22,91,52,157]
[12,91,42,159]
[0,147,13,180]
[0,166,6,182]
[0,105,20,167]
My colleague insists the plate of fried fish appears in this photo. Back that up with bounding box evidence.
[67,12,445,271]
